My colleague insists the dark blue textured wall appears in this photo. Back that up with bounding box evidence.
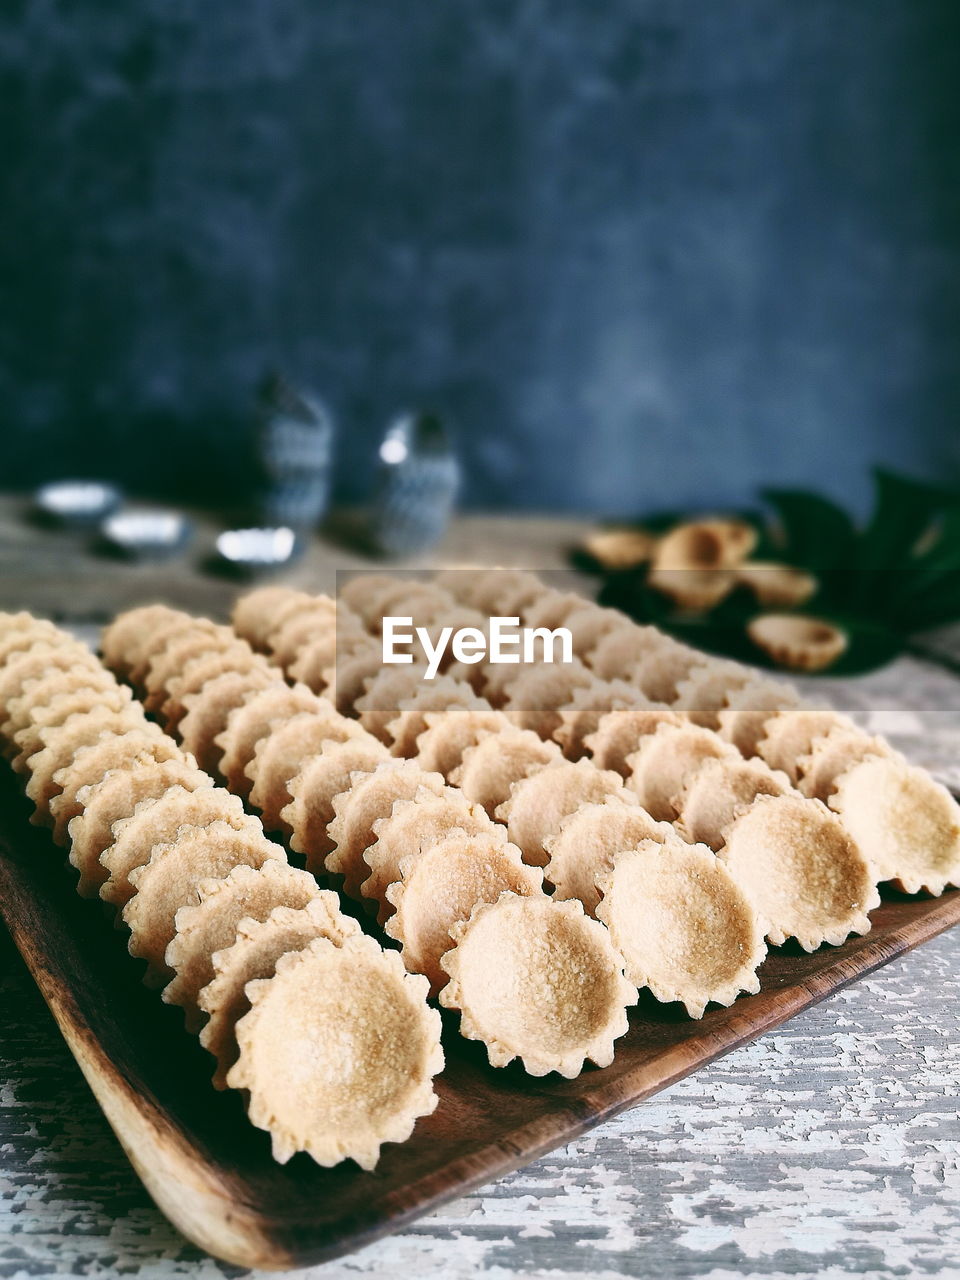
[1,1,958,514]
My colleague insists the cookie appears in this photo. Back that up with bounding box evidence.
[625,722,741,822]
[829,757,960,896]
[718,794,878,950]
[451,728,561,818]
[100,785,256,908]
[543,800,671,915]
[124,820,285,984]
[214,682,321,795]
[582,706,686,777]
[228,934,443,1167]
[675,756,793,850]
[596,838,767,1017]
[325,761,446,898]
[362,789,498,921]
[164,861,323,1030]
[496,759,634,867]
[178,668,277,773]
[413,708,512,779]
[439,893,636,1077]
[68,759,211,897]
[385,830,543,994]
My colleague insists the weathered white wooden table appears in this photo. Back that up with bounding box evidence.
[0,503,958,1278]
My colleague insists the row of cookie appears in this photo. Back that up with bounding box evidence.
[428,569,805,744]
[1,610,443,1170]
[221,600,884,970]
[103,604,648,1077]
[320,577,960,895]
[233,571,772,746]
[220,596,957,981]
[228,581,690,767]
[258,573,799,769]
[320,752,770,1031]
[220,591,892,920]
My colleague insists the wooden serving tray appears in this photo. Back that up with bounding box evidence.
[1,768,958,1272]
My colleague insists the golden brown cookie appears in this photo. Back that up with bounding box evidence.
[68,759,211,897]
[386,680,490,758]
[451,727,561,817]
[214,682,323,796]
[582,705,686,777]
[362,790,498,921]
[385,830,543,994]
[626,722,739,822]
[747,614,848,672]
[164,861,322,1031]
[543,799,671,915]
[281,737,391,872]
[718,794,878,950]
[231,586,305,650]
[100,785,256,909]
[326,760,447,898]
[756,708,858,783]
[596,838,767,1017]
[178,667,277,773]
[228,934,443,1168]
[414,707,512,779]
[49,730,186,846]
[496,758,634,867]
[439,893,636,1077]
[552,678,646,760]
[675,756,792,850]
[735,562,817,608]
[829,756,960,896]
[124,820,285,984]
[245,708,368,831]
[197,898,360,1086]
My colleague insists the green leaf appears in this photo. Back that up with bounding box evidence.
[859,467,956,570]
[761,489,859,571]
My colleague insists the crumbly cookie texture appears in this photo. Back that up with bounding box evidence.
[596,838,767,1017]
[385,830,543,995]
[440,893,636,1078]
[228,935,444,1168]
[718,794,880,951]
[829,756,960,896]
